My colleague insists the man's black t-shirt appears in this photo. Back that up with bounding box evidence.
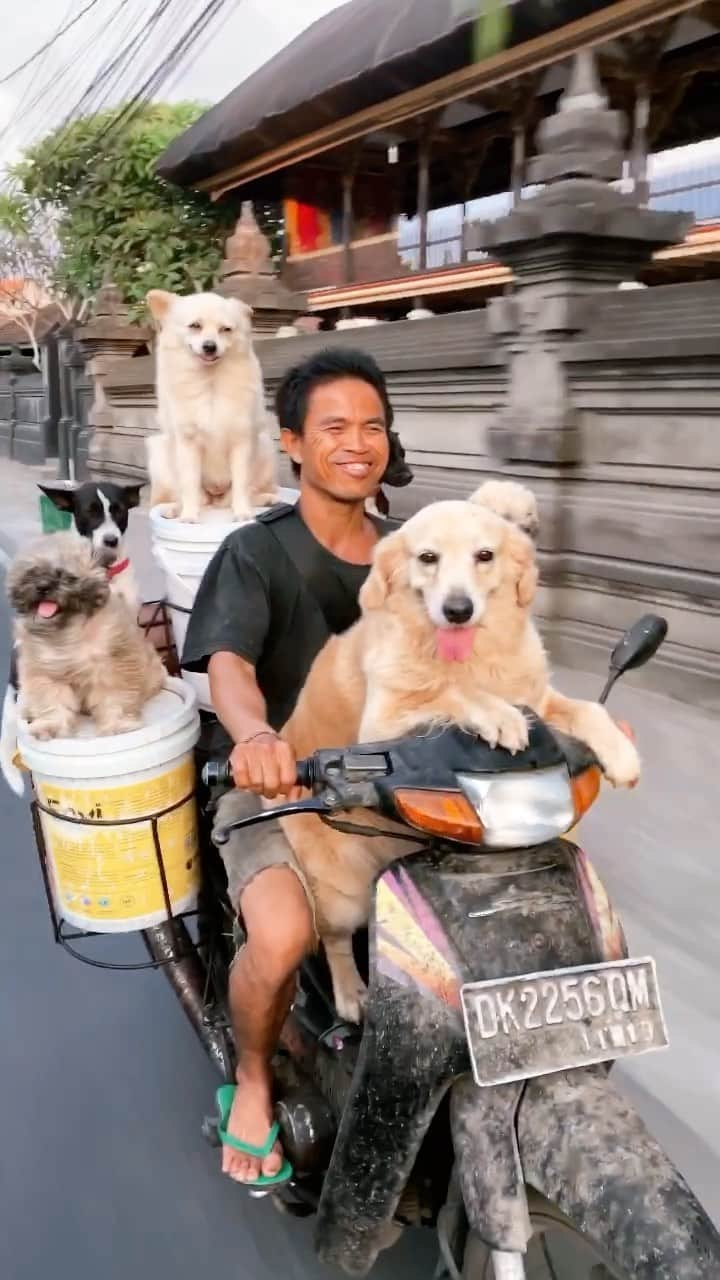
[182,505,393,740]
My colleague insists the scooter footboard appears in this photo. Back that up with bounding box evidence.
[516,1065,720,1279]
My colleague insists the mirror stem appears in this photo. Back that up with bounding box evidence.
[599,668,620,706]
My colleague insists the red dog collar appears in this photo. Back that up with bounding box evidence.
[106,558,130,580]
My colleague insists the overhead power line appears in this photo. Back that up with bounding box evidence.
[0,0,106,86]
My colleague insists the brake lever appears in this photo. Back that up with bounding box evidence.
[212,795,334,845]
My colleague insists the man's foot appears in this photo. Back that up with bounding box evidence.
[221,1073,284,1183]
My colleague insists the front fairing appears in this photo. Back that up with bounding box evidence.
[315,839,625,1274]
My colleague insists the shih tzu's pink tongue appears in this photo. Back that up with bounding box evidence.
[435,626,475,662]
[36,600,59,619]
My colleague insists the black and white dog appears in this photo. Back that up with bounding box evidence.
[38,482,142,609]
[1,481,143,795]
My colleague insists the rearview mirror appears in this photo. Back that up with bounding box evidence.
[610,615,668,675]
[599,614,668,704]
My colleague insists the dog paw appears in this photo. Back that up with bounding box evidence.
[333,975,368,1025]
[599,730,641,789]
[469,703,528,754]
[28,714,74,741]
[97,714,142,737]
[160,503,180,519]
[496,704,529,753]
[231,507,253,523]
[177,508,200,524]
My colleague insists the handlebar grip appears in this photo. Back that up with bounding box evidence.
[201,759,232,789]
[295,757,312,789]
[201,757,314,789]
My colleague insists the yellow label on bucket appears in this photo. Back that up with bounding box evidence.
[36,758,200,929]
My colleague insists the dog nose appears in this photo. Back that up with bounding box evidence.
[202,339,217,355]
[442,595,474,625]
[103,534,119,548]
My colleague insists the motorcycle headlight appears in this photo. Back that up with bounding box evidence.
[457,765,576,848]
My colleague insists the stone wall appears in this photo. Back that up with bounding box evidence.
[87,292,720,708]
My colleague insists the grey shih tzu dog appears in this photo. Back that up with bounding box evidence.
[7,532,164,741]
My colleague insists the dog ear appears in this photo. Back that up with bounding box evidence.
[506,526,538,608]
[78,576,110,615]
[38,485,75,513]
[146,290,176,323]
[7,559,36,614]
[121,484,143,510]
[382,428,413,489]
[228,298,253,325]
[359,532,405,611]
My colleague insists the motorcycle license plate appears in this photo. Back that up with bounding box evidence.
[461,957,668,1088]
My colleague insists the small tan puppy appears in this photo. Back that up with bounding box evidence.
[8,533,164,740]
[473,478,540,542]
[146,289,277,522]
[276,492,639,1021]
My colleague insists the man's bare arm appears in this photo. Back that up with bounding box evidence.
[208,652,297,798]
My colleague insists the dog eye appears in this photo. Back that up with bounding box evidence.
[188,321,202,330]
[219,325,233,334]
[418,550,439,565]
[475,549,494,563]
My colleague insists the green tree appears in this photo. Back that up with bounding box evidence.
[8,101,251,314]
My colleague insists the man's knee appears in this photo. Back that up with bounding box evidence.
[239,866,314,982]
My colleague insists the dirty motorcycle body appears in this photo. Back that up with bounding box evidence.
[189,616,720,1278]
[206,719,719,1279]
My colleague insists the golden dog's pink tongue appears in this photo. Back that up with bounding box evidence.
[435,626,475,662]
[37,601,59,619]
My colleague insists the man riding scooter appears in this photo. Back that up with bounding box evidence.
[182,348,401,1186]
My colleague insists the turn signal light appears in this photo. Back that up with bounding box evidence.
[571,766,602,821]
[394,789,484,843]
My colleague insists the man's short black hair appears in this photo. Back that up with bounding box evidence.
[275,346,394,439]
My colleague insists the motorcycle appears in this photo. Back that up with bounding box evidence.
[150,614,720,1279]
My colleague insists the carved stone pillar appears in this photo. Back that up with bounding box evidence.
[467,49,692,465]
[74,283,151,476]
[217,201,305,336]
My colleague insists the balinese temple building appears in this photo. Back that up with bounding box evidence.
[158,0,720,321]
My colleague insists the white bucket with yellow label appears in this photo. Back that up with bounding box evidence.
[18,678,201,933]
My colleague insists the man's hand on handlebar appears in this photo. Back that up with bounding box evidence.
[229,731,302,800]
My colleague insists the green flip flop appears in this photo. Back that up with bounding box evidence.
[215,1084,293,1188]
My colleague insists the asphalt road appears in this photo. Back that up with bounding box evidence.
[0,573,431,1280]
[1,570,718,1280]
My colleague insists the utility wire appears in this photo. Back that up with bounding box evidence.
[0,0,106,86]
[0,0,137,152]
[96,0,236,148]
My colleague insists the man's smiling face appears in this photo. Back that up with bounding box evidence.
[281,376,390,502]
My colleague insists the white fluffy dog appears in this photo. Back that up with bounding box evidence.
[146,289,277,522]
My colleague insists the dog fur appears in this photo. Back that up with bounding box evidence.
[1,483,145,796]
[38,481,142,611]
[471,478,540,542]
[146,289,277,522]
[7,533,164,742]
[273,489,639,1021]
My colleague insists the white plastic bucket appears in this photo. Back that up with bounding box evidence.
[149,493,298,710]
[19,679,201,934]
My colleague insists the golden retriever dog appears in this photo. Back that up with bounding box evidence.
[146,289,277,522]
[8,533,164,740]
[276,493,640,1021]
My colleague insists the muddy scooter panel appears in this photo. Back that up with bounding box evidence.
[314,838,611,1273]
